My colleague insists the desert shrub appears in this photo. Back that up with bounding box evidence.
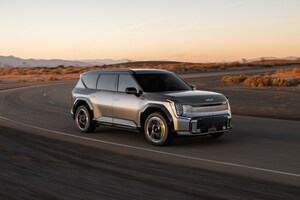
[26,69,38,75]
[292,68,300,76]
[51,69,62,75]
[46,76,58,81]
[244,77,255,87]
[18,79,27,83]
[221,76,232,83]
[224,67,300,88]
[262,77,272,86]
[275,69,290,75]
[272,78,279,86]
[221,74,248,84]
[286,79,297,86]
[33,78,45,82]
[258,83,264,88]
[55,65,65,69]
[264,72,271,76]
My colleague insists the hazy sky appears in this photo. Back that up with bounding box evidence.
[0,0,300,62]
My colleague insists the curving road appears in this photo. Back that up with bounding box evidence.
[0,80,300,190]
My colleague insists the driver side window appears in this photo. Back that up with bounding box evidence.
[118,75,139,92]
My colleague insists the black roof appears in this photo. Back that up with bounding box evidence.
[82,69,171,75]
[131,69,170,74]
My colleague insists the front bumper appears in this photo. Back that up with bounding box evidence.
[174,114,232,136]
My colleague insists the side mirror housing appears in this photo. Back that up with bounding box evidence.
[125,87,138,95]
[190,85,196,91]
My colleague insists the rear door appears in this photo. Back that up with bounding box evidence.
[91,74,117,123]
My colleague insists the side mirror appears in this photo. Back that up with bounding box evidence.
[125,87,138,95]
[190,85,196,91]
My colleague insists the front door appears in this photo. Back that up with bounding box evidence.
[113,74,144,127]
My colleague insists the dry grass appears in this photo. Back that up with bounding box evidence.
[221,74,248,84]
[221,67,300,88]
[18,79,28,83]
[1,59,300,83]
[45,76,59,81]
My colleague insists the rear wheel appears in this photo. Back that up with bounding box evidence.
[144,112,173,146]
[75,105,97,133]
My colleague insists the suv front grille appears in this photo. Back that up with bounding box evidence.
[183,103,228,115]
[190,116,229,134]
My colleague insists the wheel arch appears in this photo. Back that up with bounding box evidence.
[72,98,94,119]
[140,104,174,132]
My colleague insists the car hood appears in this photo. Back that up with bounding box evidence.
[146,90,227,105]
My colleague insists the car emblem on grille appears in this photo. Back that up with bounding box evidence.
[205,98,214,102]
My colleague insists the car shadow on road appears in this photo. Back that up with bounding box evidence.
[170,135,232,147]
[93,127,233,147]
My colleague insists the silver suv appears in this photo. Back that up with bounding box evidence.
[71,69,231,145]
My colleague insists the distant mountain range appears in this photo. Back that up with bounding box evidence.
[0,55,299,67]
[239,56,300,63]
[0,56,131,67]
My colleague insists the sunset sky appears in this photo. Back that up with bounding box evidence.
[0,0,300,62]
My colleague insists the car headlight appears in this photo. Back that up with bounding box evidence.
[172,104,196,116]
[174,103,183,116]
[166,99,183,116]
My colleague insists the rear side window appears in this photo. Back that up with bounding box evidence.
[118,75,139,92]
[81,75,99,89]
[97,74,117,91]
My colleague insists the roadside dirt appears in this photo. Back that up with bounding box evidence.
[186,73,300,120]
[0,126,299,200]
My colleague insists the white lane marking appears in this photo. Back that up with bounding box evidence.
[0,115,300,178]
[48,100,55,104]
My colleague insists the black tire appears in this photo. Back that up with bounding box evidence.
[144,112,173,146]
[75,105,97,133]
[211,132,224,139]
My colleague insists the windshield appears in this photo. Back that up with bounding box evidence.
[133,72,192,92]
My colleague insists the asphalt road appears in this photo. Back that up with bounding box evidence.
[1,125,299,200]
[0,67,299,198]
[0,80,300,182]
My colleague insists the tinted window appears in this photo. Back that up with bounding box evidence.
[133,72,191,92]
[118,75,139,92]
[81,75,99,89]
[97,74,117,91]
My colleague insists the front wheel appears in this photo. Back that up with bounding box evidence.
[75,105,97,133]
[144,112,173,146]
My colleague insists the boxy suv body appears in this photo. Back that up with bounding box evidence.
[71,69,231,145]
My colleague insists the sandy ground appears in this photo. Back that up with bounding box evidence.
[186,73,300,120]
[1,126,299,200]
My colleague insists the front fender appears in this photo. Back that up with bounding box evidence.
[139,104,174,130]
